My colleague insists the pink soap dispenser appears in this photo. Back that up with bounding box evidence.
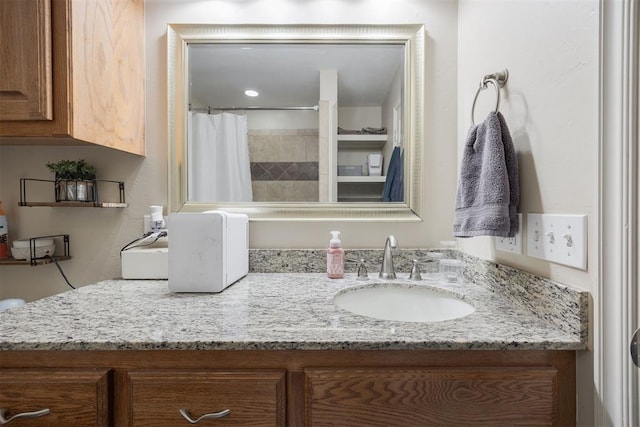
[327,230,344,279]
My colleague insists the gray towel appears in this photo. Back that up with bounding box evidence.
[453,111,519,237]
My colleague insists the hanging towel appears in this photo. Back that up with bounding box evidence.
[453,111,519,237]
[383,146,404,202]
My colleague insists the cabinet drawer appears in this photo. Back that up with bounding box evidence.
[127,370,286,426]
[0,368,111,426]
[304,367,559,426]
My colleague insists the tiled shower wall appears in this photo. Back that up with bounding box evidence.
[248,129,319,202]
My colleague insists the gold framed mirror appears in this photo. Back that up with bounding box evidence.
[168,24,424,221]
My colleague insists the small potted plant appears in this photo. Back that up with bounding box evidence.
[46,159,97,202]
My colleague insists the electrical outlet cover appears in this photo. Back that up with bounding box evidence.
[495,213,523,254]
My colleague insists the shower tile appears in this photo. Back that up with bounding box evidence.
[279,136,306,162]
[263,162,286,180]
[250,162,319,181]
[304,136,320,162]
[251,182,269,201]
[249,129,271,136]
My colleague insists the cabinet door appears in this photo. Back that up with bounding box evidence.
[128,369,286,426]
[304,367,560,426]
[0,0,145,155]
[0,368,111,426]
[0,0,52,120]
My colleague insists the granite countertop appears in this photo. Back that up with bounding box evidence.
[0,272,588,351]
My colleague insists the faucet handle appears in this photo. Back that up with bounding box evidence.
[409,259,422,280]
[356,259,369,280]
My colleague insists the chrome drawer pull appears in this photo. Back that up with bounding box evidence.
[0,408,51,425]
[179,408,231,424]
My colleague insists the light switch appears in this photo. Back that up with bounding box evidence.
[527,213,587,270]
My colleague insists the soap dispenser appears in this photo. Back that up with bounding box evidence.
[327,231,344,279]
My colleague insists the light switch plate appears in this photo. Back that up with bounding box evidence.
[495,213,523,254]
[527,213,587,270]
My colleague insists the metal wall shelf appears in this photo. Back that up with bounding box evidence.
[19,178,128,208]
[0,234,71,266]
[0,255,72,266]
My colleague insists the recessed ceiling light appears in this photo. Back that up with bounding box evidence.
[244,89,259,97]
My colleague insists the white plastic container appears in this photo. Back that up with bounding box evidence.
[121,245,168,279]
[337,165,363,176]
[168,210,249,293]
[0,298,25,312]
[11,239,55,260]
[367,153,383,176]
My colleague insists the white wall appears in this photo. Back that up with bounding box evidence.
[457,0,598,293]
[457,1,599,425]
[1,0,598,298]
[0,0,459,300]
[338,107,382,130]
[147,0,460,249]
[0,145,156,301]
[247,110,318,130]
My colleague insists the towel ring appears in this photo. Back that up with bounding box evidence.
[471,69,509,125]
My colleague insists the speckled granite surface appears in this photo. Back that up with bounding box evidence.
[0,269,588,351]
[250,249,590,343]
[249,248,451,275]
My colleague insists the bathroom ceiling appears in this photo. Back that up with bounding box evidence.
[189,43,404,109]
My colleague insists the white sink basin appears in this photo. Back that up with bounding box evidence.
[334,283,475,323]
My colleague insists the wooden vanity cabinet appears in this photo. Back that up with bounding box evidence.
[0,0,145,155]
[127,370,286,426]
[0,368,111,426]
[0,350,576,426]
[304,367,559,426]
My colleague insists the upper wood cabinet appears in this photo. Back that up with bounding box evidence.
[0,0,145,155]
[0,0,52,121]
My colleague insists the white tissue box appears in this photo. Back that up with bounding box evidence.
[168,210,249,293]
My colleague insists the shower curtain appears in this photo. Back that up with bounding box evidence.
[188,112,253,202]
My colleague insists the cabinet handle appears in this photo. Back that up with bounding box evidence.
[179,408,231,424]
[0,408,51,425]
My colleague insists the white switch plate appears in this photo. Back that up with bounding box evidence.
[495,213,523,254]
[527,213,587,270]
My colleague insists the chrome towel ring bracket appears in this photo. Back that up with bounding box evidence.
[471,69,509,125]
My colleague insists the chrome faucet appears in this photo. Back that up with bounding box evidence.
[379,235,398,279]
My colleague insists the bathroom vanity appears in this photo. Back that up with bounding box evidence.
[0,268,588,426]
[0,349,575,426]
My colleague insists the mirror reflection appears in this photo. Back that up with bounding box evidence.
[187,43,405,203]
[168,24,424,220]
